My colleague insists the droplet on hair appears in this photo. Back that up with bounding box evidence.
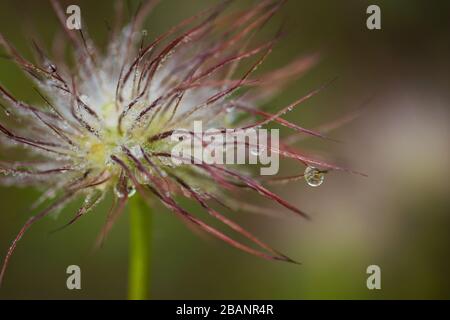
[127,186,136,198]
[135,168,150,184]
[47,63,57,73]
[0,104,10,116]
[114,183,136,198]
[304,166,325,187]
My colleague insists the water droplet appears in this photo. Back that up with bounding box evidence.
[128,186,136,198]
[304,166,325,187]
[141,29,148,37]
[160,156,177,168]
[114,183,136,198]
[114,186,125,198]
[47,63,57,73]
[136,169,150,184]
[0,104,10,116]
[129,145,143,159]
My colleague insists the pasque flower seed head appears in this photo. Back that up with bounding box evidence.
[0,0,363,285]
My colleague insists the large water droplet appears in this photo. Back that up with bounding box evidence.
[304,166,325,187]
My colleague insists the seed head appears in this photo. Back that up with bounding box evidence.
[0,0,363,285]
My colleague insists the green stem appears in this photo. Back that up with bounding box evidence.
[128,195,152,300]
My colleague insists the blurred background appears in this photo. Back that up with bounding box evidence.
[0,0,449,299]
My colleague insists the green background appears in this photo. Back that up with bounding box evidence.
[0,0,449,299]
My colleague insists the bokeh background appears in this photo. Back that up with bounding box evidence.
[0,0,449,299]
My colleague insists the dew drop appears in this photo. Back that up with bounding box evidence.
[128,186,136,198]
[114,186,125,198]
[114,183,136,198]
[136,169,150,184]
[160,170,168,178]
[47,63,57,73]
[225,107,237,124]
[129,145,143,159]
[160,157,177,168]
[0,104,10,116]
[304,166,325,187]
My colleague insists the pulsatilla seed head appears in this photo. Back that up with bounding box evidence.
[0,0,364,285]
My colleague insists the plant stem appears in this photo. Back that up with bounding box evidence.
[128,195,152,300]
